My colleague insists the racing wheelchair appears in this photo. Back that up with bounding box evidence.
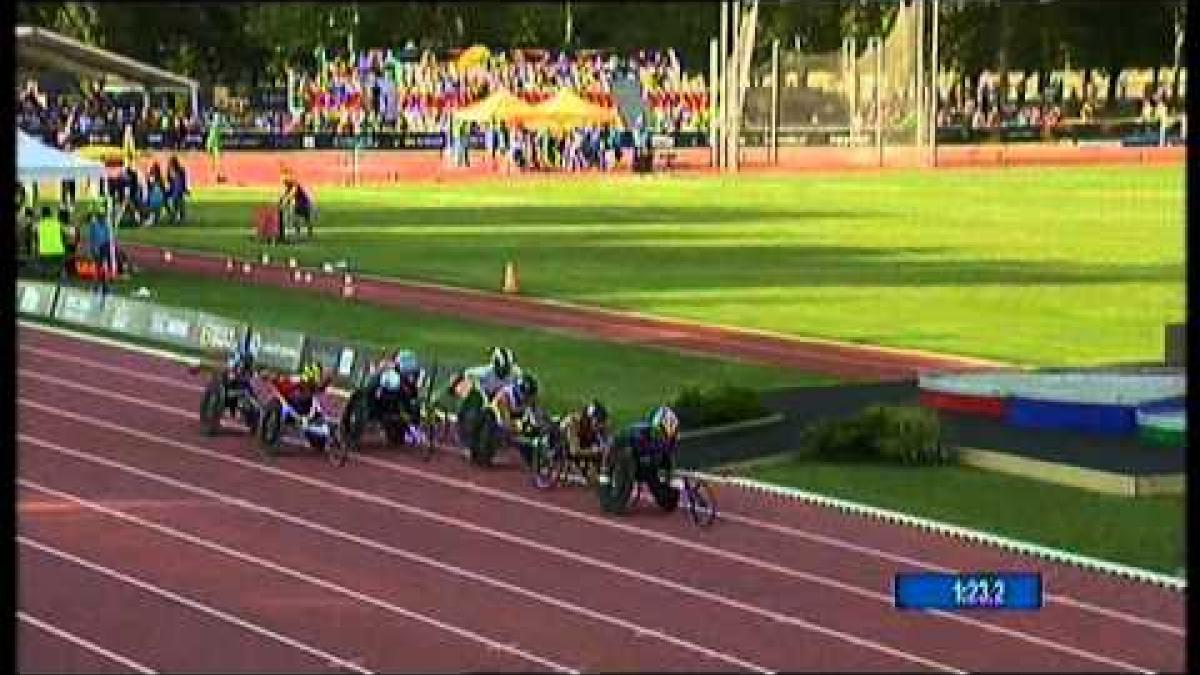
[595,444,717,527]
[194,359,263,437]
[256,378,348,467]
[341,361,440,461]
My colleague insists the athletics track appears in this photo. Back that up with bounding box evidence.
[16,323,1185,672]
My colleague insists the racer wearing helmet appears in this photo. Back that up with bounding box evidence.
[364,349,425,423]
[452,347,524,453]
[485,372,542,465]
[271,362,330,415]
[613,405,680,470]
[454,347,521,399]
[559,399,611,457]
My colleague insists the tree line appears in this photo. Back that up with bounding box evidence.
[17,0,1186,102]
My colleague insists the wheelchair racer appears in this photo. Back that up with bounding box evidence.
[269,362,332,417]
[483,373,542,465]
[560,400,612,456]
[610,406,681,505]
[364,349,425,425]
[452,347,523,452]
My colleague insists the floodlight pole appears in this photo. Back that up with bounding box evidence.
[719,0,728,170]
[928,0,939,167]
[705,37,715,166]
[915,0,924,153]
[770,38,780,166]
[872,36,883,168]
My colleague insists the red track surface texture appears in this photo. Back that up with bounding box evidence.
[16,324,1186,672]
[125,244,999,381]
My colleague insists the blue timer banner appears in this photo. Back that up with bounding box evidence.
[894,573,1043,611]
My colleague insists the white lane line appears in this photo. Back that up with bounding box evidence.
[20,336,1187,637]
[18,480,575,674]
[18,366,1166,673]
[21,433,773,674]
[17,535,373,674]
[18,395,965,674]
[18,611,158,674]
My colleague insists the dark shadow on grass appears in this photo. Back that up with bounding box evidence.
[175,202,883,229]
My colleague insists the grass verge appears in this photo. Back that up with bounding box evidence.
[103,269,828,425]
[738,454,1185,575]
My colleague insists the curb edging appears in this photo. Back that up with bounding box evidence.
[679,413,786,441]
[678,471,1187,592]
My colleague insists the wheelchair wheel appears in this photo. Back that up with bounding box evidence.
[684,478,718,528]
[238,397,261,430]
[257,399,283,460]
[531,441,563,490]
[383,419,406,448]
[341,390,367,451]
[472,414,501,467]
[647,454,679,513]
[418,414,438,461]
[326,426,349,467]
[199,378,225,436]
[597,446,636,514]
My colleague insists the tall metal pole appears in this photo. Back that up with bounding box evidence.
[719,0,728,170]
[873,37,883,168]
[915,0,924,152]
[710,37,720,168]
[929,0,939,167]
[728,0,741,172]
[771,38,780,165]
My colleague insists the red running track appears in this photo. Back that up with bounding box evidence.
[123,243,1003,382]
[16,324,1186,673]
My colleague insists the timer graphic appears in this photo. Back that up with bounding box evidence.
[894,572,1043,611]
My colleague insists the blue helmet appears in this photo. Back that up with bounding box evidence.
[393,349,419,372]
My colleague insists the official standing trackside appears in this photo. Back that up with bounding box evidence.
[35,205,66,280]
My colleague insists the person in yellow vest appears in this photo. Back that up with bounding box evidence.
[35,206,67,280]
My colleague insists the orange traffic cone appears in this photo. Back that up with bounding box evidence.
[502,261,520,294]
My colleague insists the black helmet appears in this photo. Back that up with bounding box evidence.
[583,400,608,425]
[514,373,538,406]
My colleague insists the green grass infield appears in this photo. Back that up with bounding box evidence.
[119,165,1184,366]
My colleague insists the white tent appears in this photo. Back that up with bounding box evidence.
[17,130,106,182]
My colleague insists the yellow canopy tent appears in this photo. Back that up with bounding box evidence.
[456,44,490,71]
[524,89,621,130]
[453,88,538,125]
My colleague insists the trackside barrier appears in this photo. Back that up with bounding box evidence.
[678,471,1187,591]
[52,286,110,328]
[144,305,209,352]
[247,326,307,373]
[301,336,384,388]
[16,280,60,318]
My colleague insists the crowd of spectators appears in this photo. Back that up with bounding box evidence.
[17,79,204,150]
[445,116,655,173]
[291,44,711,135]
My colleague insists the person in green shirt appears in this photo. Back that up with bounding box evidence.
[36,206,67,280]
